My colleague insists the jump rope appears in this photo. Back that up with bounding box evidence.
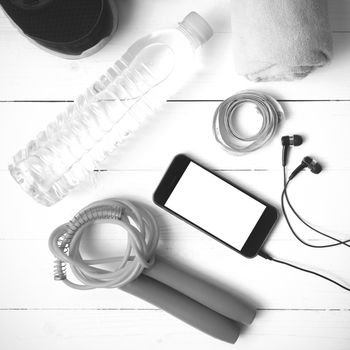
[49,199,254,344]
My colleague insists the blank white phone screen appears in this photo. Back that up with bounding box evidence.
[165,162,266,250]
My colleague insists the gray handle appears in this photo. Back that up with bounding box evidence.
[121,274,240,344]
[143,256,256,325]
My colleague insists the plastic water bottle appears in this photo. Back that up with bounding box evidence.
[9,12,213,206]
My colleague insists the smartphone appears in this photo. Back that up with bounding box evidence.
[153,154,278,258]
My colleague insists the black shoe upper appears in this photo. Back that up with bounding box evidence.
[0,0,117,56]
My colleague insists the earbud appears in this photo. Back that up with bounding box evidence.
[281,135,303,166]
[303,156,322,174]
[289,156,322,180]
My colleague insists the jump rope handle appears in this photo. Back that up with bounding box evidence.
[143,256,256,326]
[121,274,240,344]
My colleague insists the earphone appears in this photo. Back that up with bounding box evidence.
[259,135,350,292]
[288,155,322,179]
[281,134,322,178]
[281,134,303,166]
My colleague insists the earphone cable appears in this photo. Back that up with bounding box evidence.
[262,140,350,292]
[260,164,350,292]
[281,173,340,248]
[259,250,350,292]
[282,166,350,248]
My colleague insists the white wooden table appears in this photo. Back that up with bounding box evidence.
[1,0,350,349]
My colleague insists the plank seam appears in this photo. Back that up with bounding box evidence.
[2,99,350,103]
[0,308,349,311]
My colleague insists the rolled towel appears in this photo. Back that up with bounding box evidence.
[230,0,333,81]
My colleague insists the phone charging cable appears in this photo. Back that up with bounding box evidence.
[213,91,284,155]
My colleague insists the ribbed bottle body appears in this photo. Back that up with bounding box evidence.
[9,13,212,206]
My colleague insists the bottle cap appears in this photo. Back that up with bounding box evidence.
[179,12,213,48]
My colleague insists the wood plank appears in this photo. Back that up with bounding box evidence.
[0,238,349,310]
[1,1,350,348]
[2,101,350,171]
[1,170,350,309]
[2,170,350,239]
[1,2,350,100]
[0,310,349,350]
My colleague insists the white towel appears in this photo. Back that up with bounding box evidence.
[231,0,333,81]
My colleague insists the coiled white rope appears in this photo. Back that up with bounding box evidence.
[213,90,284,155]
[48,199,159,290]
